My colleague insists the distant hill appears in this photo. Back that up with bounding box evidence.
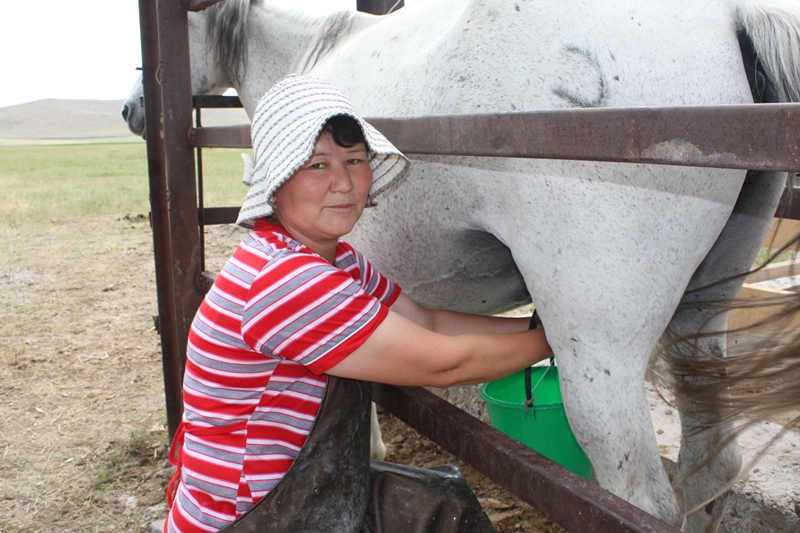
[0,99,249,146]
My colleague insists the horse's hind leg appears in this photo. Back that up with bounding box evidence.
[665,171,787,532]
[525,300,682,525]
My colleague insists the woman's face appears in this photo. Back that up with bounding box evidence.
[272,130,373,259]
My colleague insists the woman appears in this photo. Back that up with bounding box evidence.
[166,75,552,533]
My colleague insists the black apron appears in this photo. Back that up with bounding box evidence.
[218,377,495,533]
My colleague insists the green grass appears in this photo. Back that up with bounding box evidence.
[195,147,253,206]
[0,143,250,225]
[755,246,797,268]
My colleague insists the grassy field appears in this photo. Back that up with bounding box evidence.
[0,141,259,532]
[0,143,249,226]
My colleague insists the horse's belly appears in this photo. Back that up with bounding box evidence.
[351,213,530,314]
[398,228,530,314]
[350,156,746,319]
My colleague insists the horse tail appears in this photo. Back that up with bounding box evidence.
[659,0,800,450]
[664,279,800,436]
[206,0,251,86]
[661,238,800,514]
[736,0,800,102]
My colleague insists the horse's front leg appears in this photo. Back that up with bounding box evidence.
[665,171,786,533]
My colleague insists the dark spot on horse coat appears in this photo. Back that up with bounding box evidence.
[618,452,630,470]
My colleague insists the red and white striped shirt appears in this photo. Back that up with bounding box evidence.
[166,219,399,533]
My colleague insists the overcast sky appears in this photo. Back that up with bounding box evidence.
[0,0,356,108]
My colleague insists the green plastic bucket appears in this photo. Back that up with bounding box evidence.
[479,365,593,479]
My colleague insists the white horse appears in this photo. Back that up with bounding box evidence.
[122,0,800,530]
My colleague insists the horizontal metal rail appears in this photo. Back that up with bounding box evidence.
[199,184,800,226]
[192,103,800,171]
[185,0,225,12]
[373,384,680,533]
[193,95,246,108]
[200,206,241,225]
[193,124,251,148]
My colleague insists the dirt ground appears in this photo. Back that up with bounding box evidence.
[0,217,565,533]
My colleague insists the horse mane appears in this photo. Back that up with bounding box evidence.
[299,11,355,73]
[206,0,251,86]
[204,0,356,85]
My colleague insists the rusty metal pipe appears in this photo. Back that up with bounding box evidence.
[373,384,681,533]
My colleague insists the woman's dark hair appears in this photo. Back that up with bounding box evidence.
[321,115,367,148]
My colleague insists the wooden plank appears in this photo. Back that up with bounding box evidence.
[745,258,800,283]
[736,283,793,299]
[733,219,800,339]
[194,95,244,108]
[138,0,186,440]
[729,283,800,336]
[761,218,800,250]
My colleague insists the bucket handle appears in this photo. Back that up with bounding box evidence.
[524,311,554,408]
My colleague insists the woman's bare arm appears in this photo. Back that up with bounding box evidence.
[389,292,532,335]
[326,301,551,388]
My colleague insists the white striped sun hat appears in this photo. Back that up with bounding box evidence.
[236,74,410,228]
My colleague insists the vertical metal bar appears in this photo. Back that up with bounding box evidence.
[138,0,185,440]
[154,0,204,437]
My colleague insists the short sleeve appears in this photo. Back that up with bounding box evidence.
[241,251,389,375]
[336,243,401,306]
